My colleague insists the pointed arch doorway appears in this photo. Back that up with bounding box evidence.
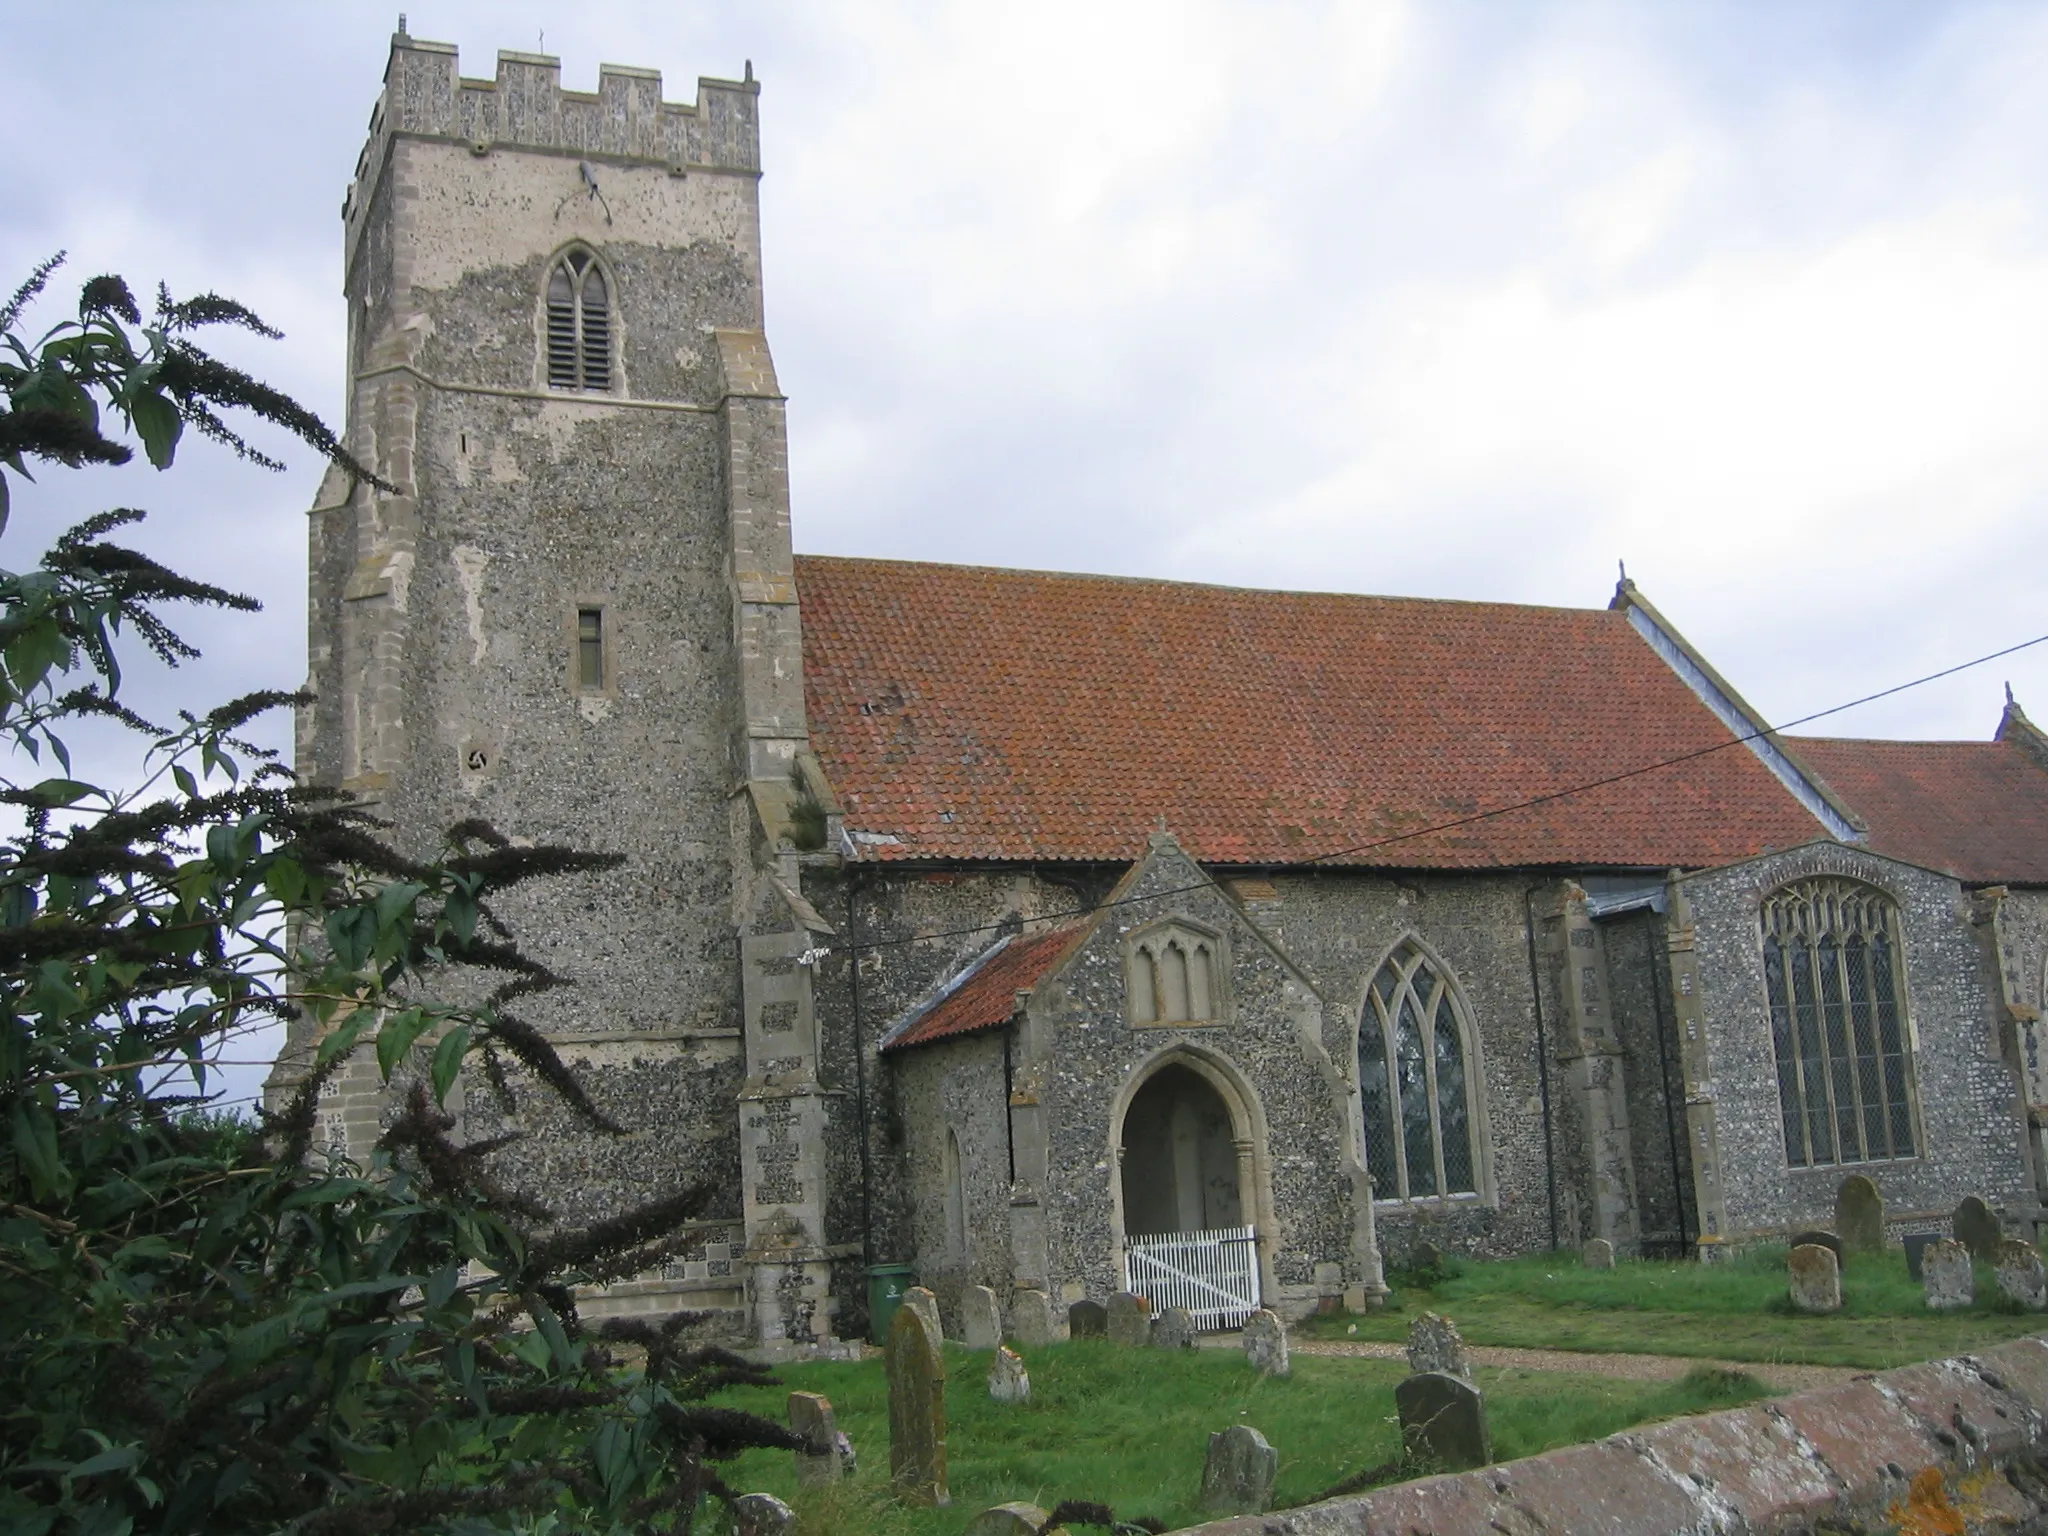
[1115,1058,1265,1329]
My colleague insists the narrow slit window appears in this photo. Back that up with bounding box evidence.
[545,250,612,391]
[577,607,605,691]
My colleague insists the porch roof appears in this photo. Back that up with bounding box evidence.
[879,924,1087,1053]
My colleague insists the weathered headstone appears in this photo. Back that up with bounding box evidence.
[903,1284,945,1345]
[964,1502,1054,1536]
[789,1391,844,1487]
[1009,1288,1067,1347]
[733,1493,796,1536]
[1904,1232,1941,1281]
[1787,1229,1843,1269]
[1242,1309,1290,1378]
[1409,1240,1444,1274]
[1396,1371,1492,1472]
[1996,1239,2048,1310]
[1836,1174,1884,1259]
[1199,1424,1280,1516]
[1955,1196,2003,1263]
[1069,1298,1108,1338]
[1788,1243,1842,1314]
[1405,1311,1470,1379]
[1581,1238,1614,1270]
[886,1301,948,1505]
[1152,1305,1198,1349]
[1923,1237,1975,1311]
[1107,1291,1152,1347]
[961,1285,1002,1351]
[988,1345,1031,1403]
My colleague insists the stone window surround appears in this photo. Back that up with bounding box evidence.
[1123,914,1231,1029]
[535,242,625,396]
[564,594,619,699]
[1354,934,1495,1210]
[1756,873,1925,1171]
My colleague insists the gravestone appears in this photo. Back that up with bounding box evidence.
[1788,1229,1844,1269]
[988,1345,1031,1403]
[1153,1306,1198,1349]
[1955,1196,2003,1263]
[1107,1292,1152,1347]
[1836,1174,1884,1259]
[733,1494,796,1536]
[1409,1240,1444,1274]
[1396,1371,1492,1472]
[901,1284,944,1345]
[1903,1232,1940,1281]
[961,1285,1002,1351]
[1996,1239,2048,1310]
[1923,1238,1975,1312]
[1406,1311,1470,1379]
[1581,1238,1615,1270]
[1009,1288,1067,1348]
[789,1391,844,1487]
[1069,1299,1108,1338]
[1788,1243,1842,1314]
[965,1503,1054,1536]
[1242,1309,1290,1377]
[1199,1424,1279,1516]
[886,1301,949,1505]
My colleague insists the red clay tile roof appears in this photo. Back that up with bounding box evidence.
[1785,736,2048,885]
[796,556,1832,869]
[881,926,1086,1052]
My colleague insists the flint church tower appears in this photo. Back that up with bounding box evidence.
[284,25,845,1352]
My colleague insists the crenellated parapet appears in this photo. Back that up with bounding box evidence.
[344,26,759,277]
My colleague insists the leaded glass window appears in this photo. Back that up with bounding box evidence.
[545,250,612,391]
[1761,879,1918,1167]
[1359,941,1480,1200]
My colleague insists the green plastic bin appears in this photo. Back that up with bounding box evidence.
[866,1263,918,1344]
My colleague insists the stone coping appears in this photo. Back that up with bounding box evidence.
[1177,1334,2048,1534]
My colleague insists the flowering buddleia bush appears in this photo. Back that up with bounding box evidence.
[0,257,796,1535]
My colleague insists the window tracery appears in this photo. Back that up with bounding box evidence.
[1358,940,1479,1200]
[1125,919,1226,1027]
[1761,878,1918,1167]
[545,249,612,391]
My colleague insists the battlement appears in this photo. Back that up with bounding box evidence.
[343,27,760,277]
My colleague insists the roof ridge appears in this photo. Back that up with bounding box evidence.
[792,551,1618,617]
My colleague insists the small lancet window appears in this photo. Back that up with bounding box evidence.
[546,250,612,391]
[576,607,605,691]
[1124,921,1225,1027]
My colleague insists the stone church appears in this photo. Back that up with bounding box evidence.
[269,28,2048,1353]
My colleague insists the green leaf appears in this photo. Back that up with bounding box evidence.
[171,763,197,798]
[128,388,182,469]
[430,1024,469,1105]
[24,777,97,808]
[68,1442,141,1479]
[375,1008,431,1079]
[314,1009,371,1068]
[375,880,426,935]
[324,905,376,970]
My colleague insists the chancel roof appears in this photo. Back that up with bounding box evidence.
[1787,734,2048,886]
[795,555,1833,870]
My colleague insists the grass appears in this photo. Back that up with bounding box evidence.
[1296,1247,2048,1369]
[709,1340,1773,1536]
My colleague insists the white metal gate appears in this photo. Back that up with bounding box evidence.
[1122,1225,1261,1331]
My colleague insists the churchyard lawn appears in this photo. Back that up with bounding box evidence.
[712,1339,1769,1536]
[1299,1248,2048,1368]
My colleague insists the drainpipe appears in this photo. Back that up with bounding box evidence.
[1523,884,1560,1252]
[1001,1024,1017,1184]
[848,869,875,1272]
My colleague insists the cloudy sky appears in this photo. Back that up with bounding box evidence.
[6,2,2048,1094]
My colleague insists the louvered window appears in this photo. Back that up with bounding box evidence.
[545,251,612,391]
[1359,941,1480,1200]
[1762,879,1919,1167]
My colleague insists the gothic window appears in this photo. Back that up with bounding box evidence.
[1761,878,1918,1167]
[1358,941,1479,1200]
[943,1128,968,1259]
[1125,919,1226,1027]
[545,250,612,391]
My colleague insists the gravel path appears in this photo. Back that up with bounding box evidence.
[1205,1335,1865,1393]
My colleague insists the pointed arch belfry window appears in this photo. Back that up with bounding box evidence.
[545,250,612,391]
[1761,878,1918,1167]
[1359,941,1479,1200]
